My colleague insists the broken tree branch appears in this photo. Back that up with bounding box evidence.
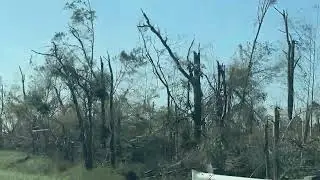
[139,10,191,80]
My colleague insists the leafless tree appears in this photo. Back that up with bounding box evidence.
[138,10,203,141]
[241,0,276,107]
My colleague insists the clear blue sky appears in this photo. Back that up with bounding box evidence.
[0,0,318,107]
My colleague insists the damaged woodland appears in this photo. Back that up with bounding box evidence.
[2,0,320,180]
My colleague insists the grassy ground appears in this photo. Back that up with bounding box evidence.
[0,150,125,180]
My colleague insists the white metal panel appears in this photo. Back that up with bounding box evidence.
[192,170,272,180]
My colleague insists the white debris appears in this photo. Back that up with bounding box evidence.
[192,169,271,180]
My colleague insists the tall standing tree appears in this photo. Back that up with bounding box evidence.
[33,0,97,169]
[98,57,108,149]
[241,0,276,108]
[107,55,116,167]
[275,9,297,122]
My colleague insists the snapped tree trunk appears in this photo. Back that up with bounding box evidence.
[264,119,270,179]
[108,57,116,167]
[140,12,203,142]
[192,51,202,141]
[275,9,297,121]
[287,40,295,121]
[279,10,295,121]
[216,61,227,146]
[19,66,26,100]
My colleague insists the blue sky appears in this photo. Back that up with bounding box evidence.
[0,0,318,108]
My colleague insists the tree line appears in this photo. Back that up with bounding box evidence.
[1,0,320,179]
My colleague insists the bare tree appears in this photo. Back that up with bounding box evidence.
[297,21,318,142]
[98,57,108,149]
[139,11,203,141]
[106,54,116,167]
[139,29,174,125]
[241,0,276,107]
[275,9,298,122]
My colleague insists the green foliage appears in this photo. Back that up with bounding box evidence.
[120,48,147,75]
[52,32,66,42]
[65,0,96,25]
[26,89,50,115]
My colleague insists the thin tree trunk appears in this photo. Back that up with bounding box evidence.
[287,42,294,121]
[273,107,280,180]
[174,104,179,160]
[317,116,320,132]
[44,115,49,154]
[108,56,116,167]
[304,36,314,143]
[101,97,106,147]
[19,66,37,154]
[19,66,26,100]
[167,89,170,125]
[116,111,121,157]
[0,84,4,148]
[241,0,272,113]
[85,94,94,170]
[310,40,316,137]
[67,84,88,169]
[304,105,310,143]
[264,119,270,179]
[99,58,107,148]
